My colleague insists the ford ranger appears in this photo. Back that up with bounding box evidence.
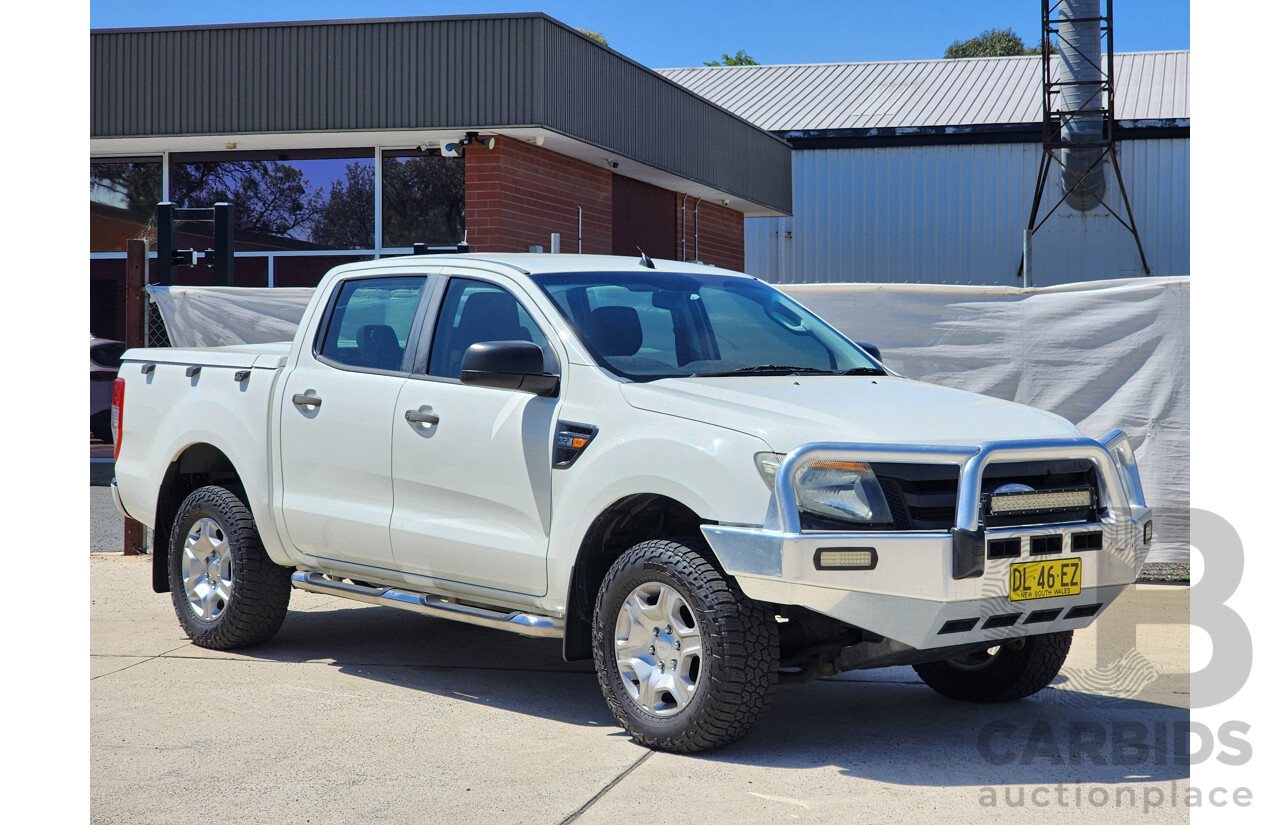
[111,253,1152,752]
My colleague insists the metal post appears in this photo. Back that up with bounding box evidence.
[550,233,561,254]
[155,202,175,286]
[213,202,235,286]
[123,239,149,556]
[1022,229,1034,288]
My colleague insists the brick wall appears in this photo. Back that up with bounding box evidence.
[463,136,746,271]
[465,136,612,254]
[671,194,745,272]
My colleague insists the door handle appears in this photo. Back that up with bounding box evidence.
[292,393,322,408]
[405,409,440,425]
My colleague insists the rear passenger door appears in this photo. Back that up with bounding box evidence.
[279,274,432,572]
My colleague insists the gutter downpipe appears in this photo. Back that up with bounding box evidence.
[680,194,689,261]
[693,197,703,263]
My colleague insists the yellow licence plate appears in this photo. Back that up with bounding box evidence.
[1009,558,1082,602]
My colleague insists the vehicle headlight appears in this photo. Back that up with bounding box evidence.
[754,453,894,525]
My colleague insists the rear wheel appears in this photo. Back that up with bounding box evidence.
[169,485,292,649]
[592,537,778,753]
[912,631,1073,702]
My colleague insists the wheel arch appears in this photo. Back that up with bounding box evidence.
[151,443,245,594]
[561,493,709,661]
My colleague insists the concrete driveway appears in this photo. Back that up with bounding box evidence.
[91,494,1189,824]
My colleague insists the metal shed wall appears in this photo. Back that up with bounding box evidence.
[746,139,1188,285]
[90,15,791,213]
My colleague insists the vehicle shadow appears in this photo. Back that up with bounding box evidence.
[242,604,1190,785]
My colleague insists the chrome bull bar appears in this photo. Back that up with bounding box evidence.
[701,429,1152,650]
[766,429,1141,536]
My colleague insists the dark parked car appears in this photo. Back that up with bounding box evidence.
[90,334,126,442]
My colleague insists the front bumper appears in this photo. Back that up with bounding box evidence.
[701,430,1152,651]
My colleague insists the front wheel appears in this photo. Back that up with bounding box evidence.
[912,631,1073,702]
[169,485,292,649]
[592,537,778,753]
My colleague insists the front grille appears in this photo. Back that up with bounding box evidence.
[872,460,1100,530]
[798,459,1102,532]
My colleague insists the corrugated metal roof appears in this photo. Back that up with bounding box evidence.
[90,15,792,214]
[658,51,1188,132]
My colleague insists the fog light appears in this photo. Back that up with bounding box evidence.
[814,548,877,570]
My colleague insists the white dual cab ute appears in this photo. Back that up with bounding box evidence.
[112,253,1152,752]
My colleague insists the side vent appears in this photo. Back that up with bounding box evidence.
[553,422,598,469]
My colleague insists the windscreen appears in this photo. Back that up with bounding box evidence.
[532,271,882,381]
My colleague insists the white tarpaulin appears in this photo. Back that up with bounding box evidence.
[148,285,316,348]
[150,277,1189,563]
[780,278,1189,564]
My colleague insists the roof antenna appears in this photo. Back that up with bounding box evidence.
[637,247,655,269]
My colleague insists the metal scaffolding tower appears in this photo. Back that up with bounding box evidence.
[1019,0,1149,284]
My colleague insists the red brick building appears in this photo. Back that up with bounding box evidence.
[90,14,791,341]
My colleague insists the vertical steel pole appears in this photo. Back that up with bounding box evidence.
[155,202,175,286]
[213,202,235,286]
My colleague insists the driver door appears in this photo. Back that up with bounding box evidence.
[389,276,560,596]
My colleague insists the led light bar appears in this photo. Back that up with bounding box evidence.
[813,548,878,570]
[989,488,1093,515]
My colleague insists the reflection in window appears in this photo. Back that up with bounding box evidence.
[382,152,465,248]
[170,152,375,251]
[90,159,162,252]
[319,277,427,372]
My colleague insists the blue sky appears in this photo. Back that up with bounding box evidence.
[89,0,1190,68]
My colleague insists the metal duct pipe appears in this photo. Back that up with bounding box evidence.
[1058,0,1107,211]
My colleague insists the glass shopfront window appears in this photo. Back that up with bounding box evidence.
[170,150,375,251]
[381,150,465,248]
[90,159,162,252]
[90,146,466,303]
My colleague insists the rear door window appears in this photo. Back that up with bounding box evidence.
[317,276,427,372]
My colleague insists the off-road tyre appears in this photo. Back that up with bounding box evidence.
[912,630,1073,702]
[169,485,292,649]
[593,537,779,753]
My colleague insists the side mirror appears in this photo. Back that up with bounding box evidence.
[856,342,882,362]
[460,341,559,397]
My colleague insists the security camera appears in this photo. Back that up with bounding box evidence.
[417,143,429,153]
[441,143,462,158]
[607,159,619,169]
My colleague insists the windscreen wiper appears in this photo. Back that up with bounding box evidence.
[693,365,836,377]
[838,367,887,376]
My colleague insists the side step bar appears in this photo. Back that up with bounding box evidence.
[291,571,563,639]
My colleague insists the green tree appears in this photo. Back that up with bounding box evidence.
[704,49,759,66]
[577,28,608,46]
[311,163,375,249]
[944,27,1054,58]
